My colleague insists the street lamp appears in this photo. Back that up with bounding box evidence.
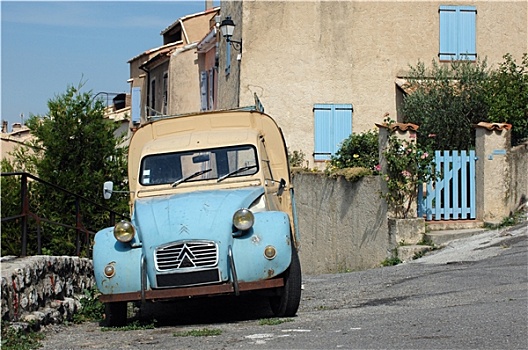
[219,16,242,51]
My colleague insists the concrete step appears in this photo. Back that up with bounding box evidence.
[397,245,433,263]
[424,228,487,246]
[425,220,484,231]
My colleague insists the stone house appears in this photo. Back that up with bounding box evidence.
[128,1,527,167]
[1,122,34,163]
[216,0,527,167]
[127,6,220,124]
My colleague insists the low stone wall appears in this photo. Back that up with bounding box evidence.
[294,172,391,274]
[1,255,94,327]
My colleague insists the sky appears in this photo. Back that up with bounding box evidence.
[1,0,218,130]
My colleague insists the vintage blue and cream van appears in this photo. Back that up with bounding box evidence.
[94,110,301,326]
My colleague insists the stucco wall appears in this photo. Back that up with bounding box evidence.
[169,45,203,115]
[183,13,217,44]
[294,173,390,274]
[150,61,170,115]
[218,0,527,167]
[217,0,243,110]
[508,142,528,215]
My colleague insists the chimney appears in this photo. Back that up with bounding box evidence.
[1,120,7,133]
[12,123,22,132]
[205,0,213,10]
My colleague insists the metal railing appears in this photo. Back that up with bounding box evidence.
[1,172,129,257]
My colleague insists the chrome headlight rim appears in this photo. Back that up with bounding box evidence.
[232,208,255,231]
[104,263,116,278]
[113,220,136,243]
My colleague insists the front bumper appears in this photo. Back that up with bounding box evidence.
[99,277,284,303]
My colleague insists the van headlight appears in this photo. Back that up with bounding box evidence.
[113,220,136,243]
[233,208,254,231]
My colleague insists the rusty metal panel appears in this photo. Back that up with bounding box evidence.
[99,278,284,303]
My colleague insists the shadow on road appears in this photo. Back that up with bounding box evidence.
[131,294,275,327]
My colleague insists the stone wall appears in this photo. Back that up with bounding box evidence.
[294,172,391,274]
[1,256,94,327]
[475,124,528,222]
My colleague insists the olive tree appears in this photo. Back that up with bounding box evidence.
[401,54,528,150]
[401,59,490,150]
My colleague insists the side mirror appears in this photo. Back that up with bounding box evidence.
[277,178,287,197]
[103,181,114,200]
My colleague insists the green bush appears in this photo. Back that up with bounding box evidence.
[288,149,306,168]
[330,129,379,170]
[73,287,104,323]
[484,53,528,146]
[381,119,438,218]
[402,53,528,149]
[2,85,129,257]
[401,59,490,150]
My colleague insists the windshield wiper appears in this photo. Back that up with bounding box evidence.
[171,168,212,187]
[217,165,257,183]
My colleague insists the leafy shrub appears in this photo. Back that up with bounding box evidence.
[1,321,43,350]
[73,287,104,323]
[402,54,528,149]
[2,85,129,257]
[330,129,379,170]
[381,120,438,218]
[484,53,528,146]
[401,59,489,150]
[288,149,306,168]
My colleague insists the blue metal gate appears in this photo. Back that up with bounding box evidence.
[418,150,477,220]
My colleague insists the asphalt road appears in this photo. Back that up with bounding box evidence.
[40,222,527,350]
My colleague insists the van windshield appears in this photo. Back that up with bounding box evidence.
[140,145,259,186]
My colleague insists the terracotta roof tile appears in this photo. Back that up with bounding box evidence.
[375,122,419,132]
[474,122,512,131]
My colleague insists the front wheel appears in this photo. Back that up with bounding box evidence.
[104,302,127,327]
[269,248,302,317]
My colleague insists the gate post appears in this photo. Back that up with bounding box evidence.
[474,122,512,223]
[376,119,419,218]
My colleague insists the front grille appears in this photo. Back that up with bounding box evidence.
[156,269,221,288]
[155,241,218,271]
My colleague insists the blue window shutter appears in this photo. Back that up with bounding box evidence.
[439,5,476,61]
[314,104,333,161]
[314,104,352,161]
[459,6,476,60]
[439,6,458,60]
[333,104,353,155]
[131,87,141,124]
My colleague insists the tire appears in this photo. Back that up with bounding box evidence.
[104,302,127,327]
[269,248,302,317]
